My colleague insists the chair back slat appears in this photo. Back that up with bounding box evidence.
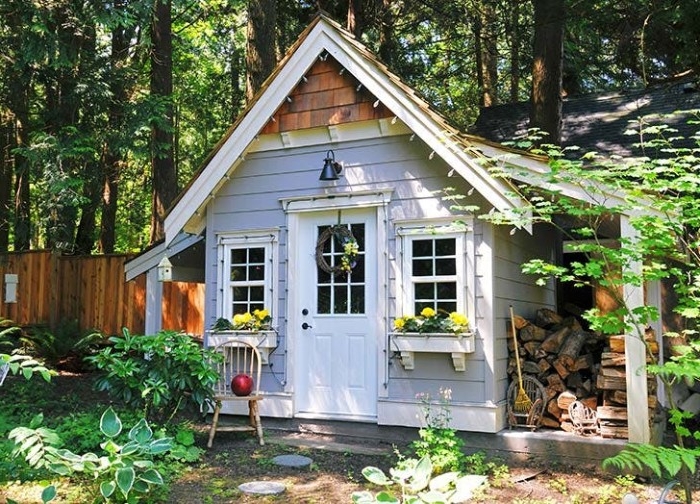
[210,340,262,397]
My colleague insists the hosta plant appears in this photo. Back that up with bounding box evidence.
[9,407,172,503]
[351,456,486,504]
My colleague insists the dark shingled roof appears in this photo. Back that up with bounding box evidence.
[471,80,700,157]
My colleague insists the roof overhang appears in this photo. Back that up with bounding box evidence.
[124,232,203,281]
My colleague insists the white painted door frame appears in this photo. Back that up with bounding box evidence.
[283,191,390,420]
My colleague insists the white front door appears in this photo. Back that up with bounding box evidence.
[292,207,378,421]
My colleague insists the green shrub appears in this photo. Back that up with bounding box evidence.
[86,329,223,424]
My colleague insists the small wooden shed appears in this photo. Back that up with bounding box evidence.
[131,14,659,442]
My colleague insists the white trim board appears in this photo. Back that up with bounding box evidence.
[281,189,393,213]
[124,233,203,281]
[377,399,506,433]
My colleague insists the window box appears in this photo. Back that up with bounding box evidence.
[207,330,278,364]
[389,332,475,371]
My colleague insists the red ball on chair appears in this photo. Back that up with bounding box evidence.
[231,373,254,396]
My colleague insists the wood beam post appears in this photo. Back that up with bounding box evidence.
[621,215,650,443]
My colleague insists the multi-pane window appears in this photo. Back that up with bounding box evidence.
[229,246,266,316]
[400,229,468,316]
[411,237,458,313]
[316,223,366,315]
[218,234,275,320]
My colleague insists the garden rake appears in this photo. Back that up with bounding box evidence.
[510,305,533,413]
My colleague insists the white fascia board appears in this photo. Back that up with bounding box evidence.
[125,243,165,281]
[164,23,333,244]
[320,32,524,220]
[124,233,203,281]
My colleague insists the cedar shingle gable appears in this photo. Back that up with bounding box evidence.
[260,56,393,134]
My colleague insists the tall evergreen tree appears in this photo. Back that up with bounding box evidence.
[150,0,177,244]
[530,0,564,145]
[246,0,278,102]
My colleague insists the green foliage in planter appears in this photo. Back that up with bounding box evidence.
[211,317,233,331]
[9,407,172,503]
[86,329,223,424]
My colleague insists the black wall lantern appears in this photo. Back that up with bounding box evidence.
[319,150,343,181]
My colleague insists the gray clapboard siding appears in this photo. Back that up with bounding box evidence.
[203,132,493,404]
[490,223,558,401]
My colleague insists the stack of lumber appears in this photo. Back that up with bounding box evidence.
[508,308,606,431]
[596,331,658,439]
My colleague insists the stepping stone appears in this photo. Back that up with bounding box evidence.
[272,454,313,468]
[238,481,286,496]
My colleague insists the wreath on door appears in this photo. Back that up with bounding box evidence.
[315,225,359,275]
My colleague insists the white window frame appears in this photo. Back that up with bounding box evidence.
[396,219,474,320]
[216,230,279,322]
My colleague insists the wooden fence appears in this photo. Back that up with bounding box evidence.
[0,251,204,336]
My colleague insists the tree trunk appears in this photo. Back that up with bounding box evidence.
[478,2,499,107]
[100,0,134,253]
[73,16,100,255]
[0,116,12,252]
[44,6,84,251]
[4,4,33,251]
[530,0,564,145]
[509,1,522,103]
[10,83,31,251]
[377,0,397,66]
[74,168,101,255]
[149,0,177,244]
[245,0,277,102]
[347,0,364,38]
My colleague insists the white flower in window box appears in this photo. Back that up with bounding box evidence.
[390,308,475,371]
[208,309,277,364]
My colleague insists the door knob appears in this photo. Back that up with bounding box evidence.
[301,322,312,330]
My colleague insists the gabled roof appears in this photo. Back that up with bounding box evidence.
[164,14,533,243]
[472,80,700,156]
[165,14,658,245]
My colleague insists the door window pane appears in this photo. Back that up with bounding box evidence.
[316,223,366,315]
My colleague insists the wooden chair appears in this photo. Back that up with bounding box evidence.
[207,340,264,447]
[568,400,599,436]
[506,375,546,431]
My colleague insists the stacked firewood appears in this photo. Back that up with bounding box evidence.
[596,332,658,439]
[508,309,605,432]
[508,308,659,438]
